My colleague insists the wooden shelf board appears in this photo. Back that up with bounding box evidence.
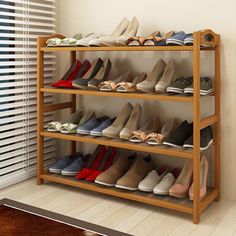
[40,87,193,102]
[41,131,193,159]
[199,188,218,213]
[41,172,193,214]
[41,46,215,52]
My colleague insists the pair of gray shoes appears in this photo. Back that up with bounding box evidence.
[72,58,111,90]
[167,76,213,95]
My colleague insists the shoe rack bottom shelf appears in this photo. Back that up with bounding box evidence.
[40,172,218,216]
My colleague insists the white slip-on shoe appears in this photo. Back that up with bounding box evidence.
[77,33,102,47]
[116,17,139,46]
[155,60,176,94]
[98,17,129,46]
[138,167,168,192]
[136,59,166,93]
[153,171,177,195]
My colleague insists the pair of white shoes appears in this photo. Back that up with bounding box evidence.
[76,17,139,47]
[138,168,177,195]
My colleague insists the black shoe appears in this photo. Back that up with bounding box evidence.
[72,58,104,89]
[88,58,112,89]
[183,126,213,150]
[163,120,193,148]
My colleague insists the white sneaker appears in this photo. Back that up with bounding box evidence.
[138,169,167,192]
[153,173,176,195]
[77,33,101,47]
[98,17,129,46]
[155,60,176,94]
[116,17,139,46]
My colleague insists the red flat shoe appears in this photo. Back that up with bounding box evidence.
[51,60,81,87]
[86,147,116,181]
[60,60,91,88]
[76,145,106,180]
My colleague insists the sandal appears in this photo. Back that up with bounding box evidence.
[128,31,160,46]
[146,118,177,145]
[99,72,132,92]
[47,110,83,133]
[144,31,175,46]
[46,38,62,47]
[116,72,146,93]
[129,117,160,143]
[143,31,162,46]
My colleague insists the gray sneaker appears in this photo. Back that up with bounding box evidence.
[166,76,193,94]
[61,155,85,176]
[184,77,213,95]
[49,152,82,174]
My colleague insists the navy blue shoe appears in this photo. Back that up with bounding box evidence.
[166,31,186,46]
[90,118,116,136]
[77,116,109,135]
[184,33,193,45]
[49,152,82,174]
[61,155,85,176]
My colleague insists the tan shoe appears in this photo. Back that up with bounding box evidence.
[129,116,160,143]
[95,154,137,186]
[115,155,155,190]
[136,59,166,93]
[119,104,142,140]
[102,103,133,138]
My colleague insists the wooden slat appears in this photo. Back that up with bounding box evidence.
[43,102,73,112]
[40,131,193,159]
[41,173,193,214]
[199,188,218,213]
[40,87,193,102]
[200,115,218,129]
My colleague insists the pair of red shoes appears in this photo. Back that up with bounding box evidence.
[51,59,91,88]
[76,145,116,182]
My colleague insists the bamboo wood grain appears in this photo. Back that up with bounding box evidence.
[40,46,215,52]
[200,115,218,129]
[199,188,218,213]
[41,173,193,214]
[40,87,193,102]
[40,131,193,159]
[193,32,201,224]
[214,36,221,201]
[43,102,73,112]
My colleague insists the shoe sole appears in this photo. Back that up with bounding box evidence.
[183,139,214,151]
[95,180,115,187]
[49,168,61,174]
[153,190,169,195]
[102,132,119,139]
[138,187,153,192]
[61,130,76,134]
[166,39,184,46]
[184,88,214,95]
[169,192,187,198]
[115,184,138,191]
[163,142,183,148]
[147,141,161,145]
[166,87,184,94]
[72,84,88,90]
[77,130,91,135]
[88,84,99,90]
[100,88,113,92]
[90,131,102,136]
[129,139,142,143]
[61,171,78,176]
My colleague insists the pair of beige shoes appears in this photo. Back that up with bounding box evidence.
[129,117,177,145]
[95,154,155,190]
[169,156,209,200]
[136,58,176,93]
[102,103,142,140]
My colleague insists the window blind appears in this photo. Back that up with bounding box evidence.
[0,0,56,189]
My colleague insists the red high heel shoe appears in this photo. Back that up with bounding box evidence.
[51,59,81,87]
[61,60,91,88]
[76,145,106,180]
[86,147,116,181]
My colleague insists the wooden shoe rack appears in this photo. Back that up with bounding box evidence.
[37,29,221,224]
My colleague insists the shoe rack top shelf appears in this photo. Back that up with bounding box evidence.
[41,45,214,52]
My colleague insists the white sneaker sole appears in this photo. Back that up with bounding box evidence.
[138,186,153,192]
[95,180,115,187]
[49,168,61,174]
[163,142,183,148]
[183,139,214,151]
[77,130,90,135]
[153,190,169,195]
[166,39,184,46]
[61,171,78,176]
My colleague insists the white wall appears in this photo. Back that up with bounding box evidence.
[56,0,236,200]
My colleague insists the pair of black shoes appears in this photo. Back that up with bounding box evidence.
[163,120,213,151]
[72,58,111,90]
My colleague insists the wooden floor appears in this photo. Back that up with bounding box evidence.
[0,179,236,236]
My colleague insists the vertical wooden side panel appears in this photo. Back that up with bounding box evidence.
[70,51,77,154]
[214,35,221,201]
[193,32,201,224]
[37,38,45,184]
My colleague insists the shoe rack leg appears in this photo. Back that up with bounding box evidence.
[70,51,77,154]
[214,36,221,202]
[193,32,201,224]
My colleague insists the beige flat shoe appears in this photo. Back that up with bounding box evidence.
[102,103,133,138]
[116,72,146,93]
[119,104,142,140]
[129,116,160,143]
[146,118,177,145]
[189,155,209,200]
